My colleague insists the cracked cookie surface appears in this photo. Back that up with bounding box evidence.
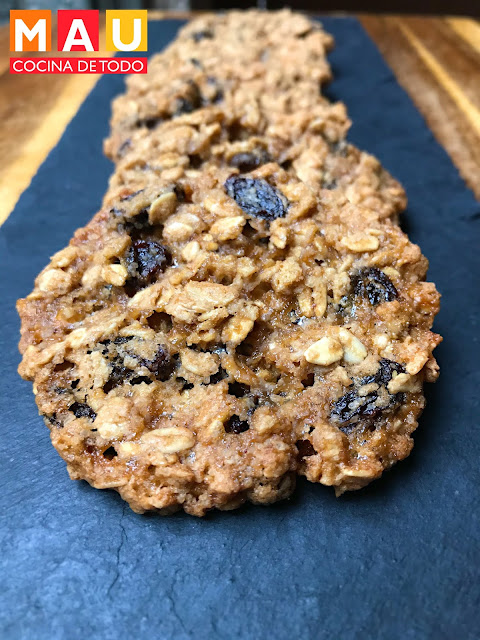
[17,11,440,516]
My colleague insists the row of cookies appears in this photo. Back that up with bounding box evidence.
[17,11,440,515]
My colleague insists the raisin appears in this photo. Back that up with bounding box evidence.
[177,377,194,391]
[125,209,149,231]
[144,346,176,381]
[46,413,62,428]
[69,402,96,421]
[296,439,316,459]
[224,415,249,434]
[173,82,202,116]
[103,360,133,393]
[130,376,153,386]
[351,267,398,305]
[191,29,214,42]
[100,343,110,356]
[104,346,177,390]
[229,149,272,173]
[224,177,288,221]
[125,240,171,295]
[358,359,405,388]
[121,209,151,240]
[332,359,406,431]
[375,358,405,385]
[228,381,250,397]
[331,389,383,428]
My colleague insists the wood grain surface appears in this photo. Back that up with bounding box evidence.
[0,13,479,225]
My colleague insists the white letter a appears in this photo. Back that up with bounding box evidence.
[62,19,94,52]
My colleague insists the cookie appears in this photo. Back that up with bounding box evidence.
[105,10,334,160]
[18,163,440,515]
[17,11,440,516]
[104,11,405,220]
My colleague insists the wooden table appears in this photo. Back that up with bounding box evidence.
[0,13,479,225]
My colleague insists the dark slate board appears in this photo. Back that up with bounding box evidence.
[1,18,479,640]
